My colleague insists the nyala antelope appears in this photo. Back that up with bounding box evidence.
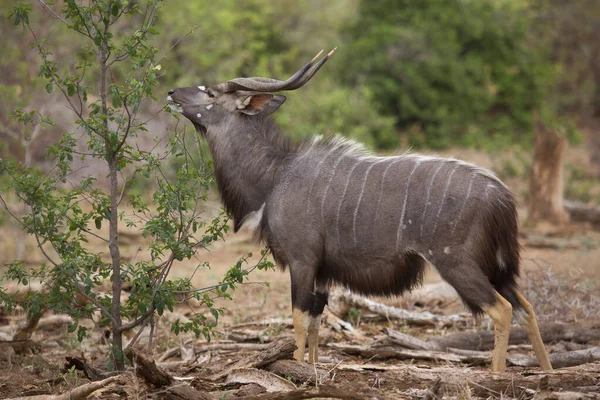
[167,49,552,372]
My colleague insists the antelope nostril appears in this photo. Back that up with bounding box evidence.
[168,89,175,95]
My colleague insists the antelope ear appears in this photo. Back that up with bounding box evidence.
[236,94,286,116]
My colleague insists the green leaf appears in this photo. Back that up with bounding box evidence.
[45,83,53,93]
[209,307,219,323]
[95,218,102,229]
[77,326,87,342]
[68,323,78,333]
[112,93,122,108]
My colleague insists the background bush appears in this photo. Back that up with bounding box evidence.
[1,0,599,153]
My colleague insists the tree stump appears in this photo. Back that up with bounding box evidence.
[527,115,569,225]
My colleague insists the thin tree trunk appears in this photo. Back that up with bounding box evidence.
[527,114,569,225]
[99,37,124,370]
[108,157,123,369]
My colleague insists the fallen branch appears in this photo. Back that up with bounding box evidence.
[530,391,600,400]
[4,375,120,400]
[328,343,490,365]
[429,321,600,351]
[330,290,465,327]
[265,360,331,385]
[229,329,274,343]
[381,325,600,368]
[383,327,434,350]
[234,383,389,400]
[157,346,180,362]
[226,368,296,392]
[232,318,293,329]
[209,338,295,380]
[156,383,213,400]
[125,347,173,387]
[157,360,194,370]
[195,342,272,353]
[402,282,459,307]
[63,356,109,381]
[509,346,600,369]
[564,200,600,228]
[211,383,267,399]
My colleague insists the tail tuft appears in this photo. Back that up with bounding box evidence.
[468,186,522,312]
[486,189,522,311]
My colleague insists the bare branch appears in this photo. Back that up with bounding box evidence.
[155,24,201,64]
[37,0,69,26]
[117,306,155,333]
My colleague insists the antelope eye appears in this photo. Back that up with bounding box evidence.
[206,90,215,98]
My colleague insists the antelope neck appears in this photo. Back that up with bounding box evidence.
[205,115,297,231]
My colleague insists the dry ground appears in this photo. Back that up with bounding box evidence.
[1,146,599,399]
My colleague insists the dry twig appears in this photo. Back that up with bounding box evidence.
[4,375,120,400]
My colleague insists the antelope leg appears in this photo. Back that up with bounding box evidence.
[292,308,309,362]
[307,314,321,363]
[513,290,553,371]
[483,291,513,373]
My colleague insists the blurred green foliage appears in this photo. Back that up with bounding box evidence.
[342,0,553,149]
[154,0,400,148]
[1,0,599,151]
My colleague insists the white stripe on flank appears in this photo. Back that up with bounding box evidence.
[451,173,475,234]
[400,153,506,188]
[321,155,346,221]
[485,183,496,199]
[432,165,458,235]
[420,162,445,239]
[395,160,421,251]
[372,158,403,225]
[298,137,505,189]
[336,160,362,249]
[305,149,335,214]
[352,158,387,244]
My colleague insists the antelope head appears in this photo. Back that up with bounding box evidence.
[166,49,336,134]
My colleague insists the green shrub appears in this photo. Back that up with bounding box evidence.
[342,0,555,149]
[276,80,398,150]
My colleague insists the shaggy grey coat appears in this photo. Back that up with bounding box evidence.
[211,115,519,316]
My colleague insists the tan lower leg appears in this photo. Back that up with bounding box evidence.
[483,291,513,373]
[514,290,553,371]
[292,309,309,362]
[307,315,321,363]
